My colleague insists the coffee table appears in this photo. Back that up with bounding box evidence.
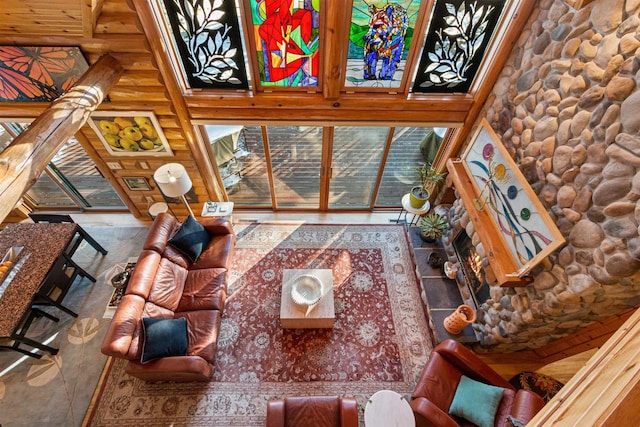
[364,390,414,427]
[280,269,334,328]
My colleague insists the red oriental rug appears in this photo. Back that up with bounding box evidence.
[84,223,434,426]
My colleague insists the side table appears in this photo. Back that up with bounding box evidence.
[201,201,234,220]
[393,193,430,226]
[364,389,414,427]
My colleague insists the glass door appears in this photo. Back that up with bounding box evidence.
[267,126,323,208]
[328,126,388,208]
[204,123,448,211]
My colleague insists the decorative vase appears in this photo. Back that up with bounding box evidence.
[443,304,476,335]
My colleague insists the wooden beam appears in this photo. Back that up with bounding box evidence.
[0,54,123,223]
[322,0,347,100]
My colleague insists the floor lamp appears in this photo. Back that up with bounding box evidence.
[154,163,195,218]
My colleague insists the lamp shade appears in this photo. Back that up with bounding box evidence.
[154,163,192,198]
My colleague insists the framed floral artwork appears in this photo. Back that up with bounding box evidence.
[88,111,173,156]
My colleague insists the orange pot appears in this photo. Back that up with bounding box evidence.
[443,304,476,335]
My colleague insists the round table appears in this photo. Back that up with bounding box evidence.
[364,389,414,427]
[395,193,430,226]
[148,202,169,219]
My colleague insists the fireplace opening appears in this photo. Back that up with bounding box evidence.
[453,230,490,308]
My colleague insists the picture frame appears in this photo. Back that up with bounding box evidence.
[460,119,565,276]
[122,176,151,191]
[88,111,173,157]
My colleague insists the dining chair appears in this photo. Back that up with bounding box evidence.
[0,307,60,359]
[32,253,86,318]
[28,213,75,223]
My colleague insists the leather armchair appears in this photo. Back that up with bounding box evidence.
[411,339,545,427]
[266,395,358,427]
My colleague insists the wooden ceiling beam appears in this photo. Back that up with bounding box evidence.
[0,54,123,223]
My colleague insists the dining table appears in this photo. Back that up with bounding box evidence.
[0,223,107,357]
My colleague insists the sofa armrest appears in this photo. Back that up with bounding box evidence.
[266,400,285,427]
[510,390,546,424]
[124,356,214,382]
[101,294,145,359]
[434,339,514,390]
[340,397,359,427]
[201,217,235,237]
[410,397,459,427]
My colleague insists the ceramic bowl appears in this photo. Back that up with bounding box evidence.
[291,274,322,306]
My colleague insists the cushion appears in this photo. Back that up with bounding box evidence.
[449,375,505,427]
[167,215,210,262]
[140,317,188,364]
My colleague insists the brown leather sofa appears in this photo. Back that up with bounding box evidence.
[101,213,235,382]
[266,396,359,427]
[411,339,545,427]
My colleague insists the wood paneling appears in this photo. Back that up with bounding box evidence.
[0,0,84,36]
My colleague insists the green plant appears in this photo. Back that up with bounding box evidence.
[409,163,445,208]
[419,212,448,241]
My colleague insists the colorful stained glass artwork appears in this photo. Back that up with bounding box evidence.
[249,0,320,88]
[161,0,249,89]
[462,120,564,271]
[345,0,424,89]
[412,0,505,93]
[0,46,88,102]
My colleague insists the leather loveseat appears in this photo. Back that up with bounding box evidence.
[101,212,235,382]
[411,339,545,427]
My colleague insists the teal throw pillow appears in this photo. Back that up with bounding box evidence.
[140,317,188,364]
[167,215,210,262]
[449,375,505,427]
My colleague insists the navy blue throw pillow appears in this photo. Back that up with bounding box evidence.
[140,317,188,364]
[167,215,210,262]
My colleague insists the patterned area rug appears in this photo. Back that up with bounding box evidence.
[84,223,434,426]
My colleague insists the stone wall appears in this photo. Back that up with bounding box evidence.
[443,0,640,352]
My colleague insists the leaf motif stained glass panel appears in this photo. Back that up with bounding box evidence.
[412,0,504,93]
[248,0,321,88]
[161,0,249,89]
[345,1,424,89]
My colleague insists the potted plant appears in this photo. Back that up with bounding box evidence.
[409,163,444,209]
[418,212,448,243]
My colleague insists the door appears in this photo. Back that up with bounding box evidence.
[204,124,448,210]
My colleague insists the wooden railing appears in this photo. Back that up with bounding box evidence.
[528,307,640,426]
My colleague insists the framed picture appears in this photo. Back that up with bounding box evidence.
[460,119,565,276]
[123,176,151,191]
[88,111,173,156]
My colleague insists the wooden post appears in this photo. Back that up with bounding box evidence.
[0,54,123,223]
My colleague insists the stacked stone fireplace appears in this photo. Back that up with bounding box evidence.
[437,0,640,353]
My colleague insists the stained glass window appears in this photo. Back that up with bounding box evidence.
[161,0,249,89]
[248,0,321,88]
[345,1,425,89]
[412,0,504,93]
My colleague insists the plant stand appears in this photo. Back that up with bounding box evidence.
[391,193,430,226]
